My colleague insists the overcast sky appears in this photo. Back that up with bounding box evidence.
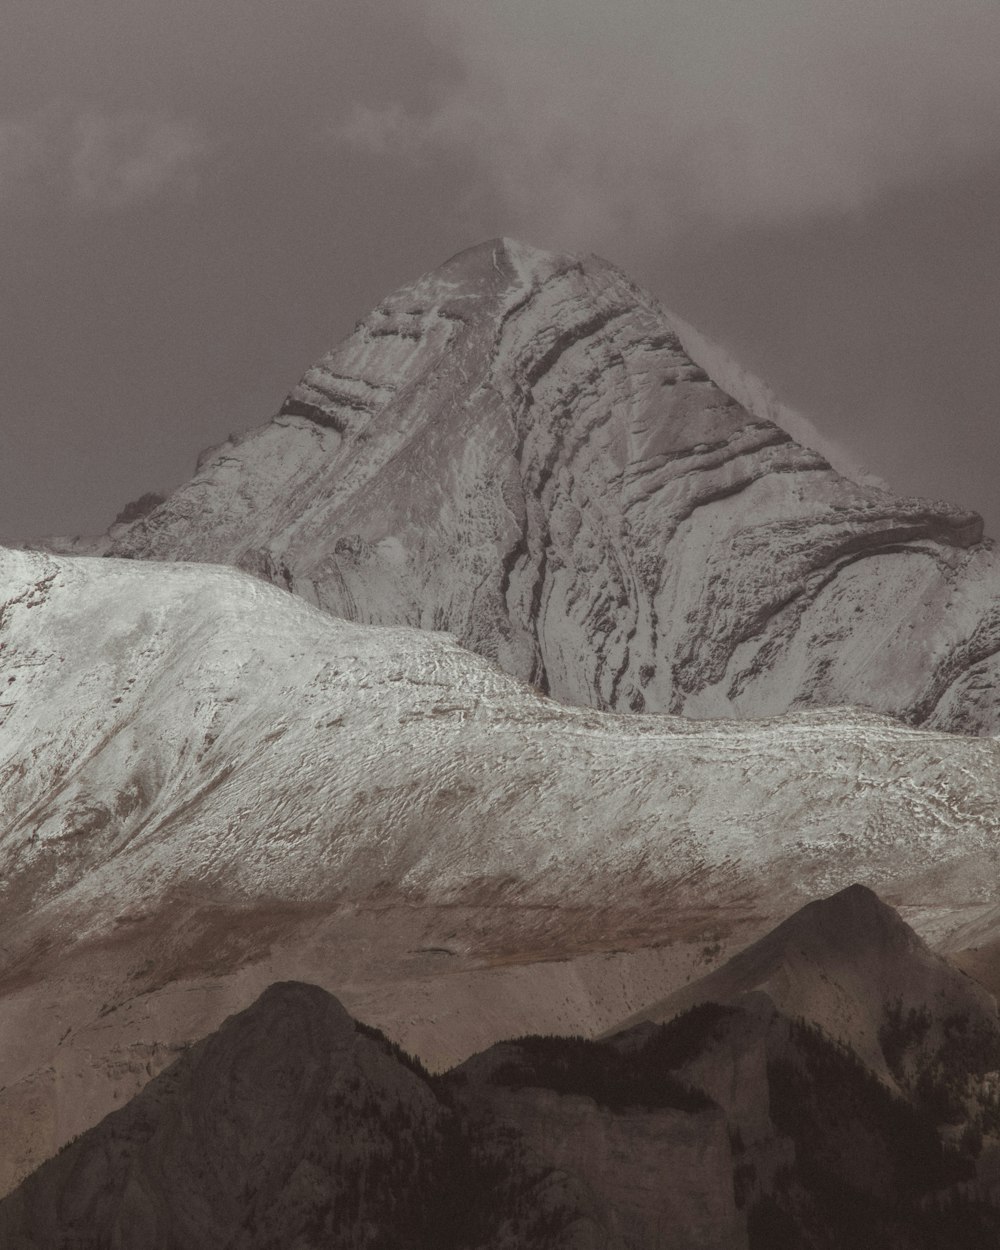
[4,0,1000,537]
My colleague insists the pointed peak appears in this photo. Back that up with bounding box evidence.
[428,237,586,298]
[438,236,554,269]
[764,883,921,961]
[796,881,907,928]
[813,882,885,911]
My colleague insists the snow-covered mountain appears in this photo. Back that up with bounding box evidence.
[3,543,1000,1190]
[96,237,1000,731]
[8,236,1000,1203]
[666,310,889,490]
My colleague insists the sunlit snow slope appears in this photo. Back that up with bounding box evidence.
[2,544,1000,1186]
[4,545,1000,958]
[100,238,1000,731]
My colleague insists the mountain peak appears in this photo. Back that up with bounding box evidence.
[438,234,552,271]
[102,239,1000,730]
[244,980,354,1029]
[623,885,997,1077]
[402,236,570,309]
[779,882,913,950]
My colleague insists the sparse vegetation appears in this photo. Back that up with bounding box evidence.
[353,1019,432,1082]
[750,1017,1000,1250]
[879,998,932,1078]
[484,1032,712,1113]
[484,1004,735,1114]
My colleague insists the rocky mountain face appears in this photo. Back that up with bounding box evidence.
[5,891,1000,1249]
[3,544,1000,1191]
[8,237,1000,1239]
[97,237,1000,732]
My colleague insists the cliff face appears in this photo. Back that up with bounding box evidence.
[105,237,1000,730]
[465,1087,740,1250]
[456,1027,745,1249]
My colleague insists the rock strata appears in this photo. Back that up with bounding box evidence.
[104,238,1000,730]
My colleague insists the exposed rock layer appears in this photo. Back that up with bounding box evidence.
[103,238,1000,731]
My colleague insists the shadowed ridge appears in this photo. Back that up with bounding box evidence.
[0,982,445,1250]
[0,979,722,1249]
[759,882,922,958]
[5,960,1000,1249]
[614,884,997,1079]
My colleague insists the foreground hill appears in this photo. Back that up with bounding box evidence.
[2,544,1000,1190]
[0,982,741,1250]
[5,891,1000,1248]
[618,884,998,1075]
[91,237,1000,731]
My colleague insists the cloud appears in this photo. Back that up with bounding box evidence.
[0,117,48,205]
[333,0,1000,249]
[69,114,209,210]
[668,308,890,490]
[0,106,209,212]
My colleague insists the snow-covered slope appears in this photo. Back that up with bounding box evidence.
[5,544,1000,959]
[102,237,1000,731]
[3,544,1000,1186]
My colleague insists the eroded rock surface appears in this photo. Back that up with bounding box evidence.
[102,238,1000,730]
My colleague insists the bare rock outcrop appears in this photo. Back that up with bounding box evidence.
[103,238,1000,731]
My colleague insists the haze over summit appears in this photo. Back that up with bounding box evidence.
[3,1,1000,538]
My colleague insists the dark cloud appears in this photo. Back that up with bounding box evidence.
[0,106,208,211]
[2,0,1000,538]
[0,0,467,538]
[336,0,1000,246]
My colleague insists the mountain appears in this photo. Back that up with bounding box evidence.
[3,542,1000,1192]
[617,884,999,1081]
[464,886,1000,1248]
[91,237,1000,731]
[666,309,889,490]
[5,891,1000,1249]
[0,981,741,1250]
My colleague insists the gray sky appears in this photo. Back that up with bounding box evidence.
[4,0,1000,538]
